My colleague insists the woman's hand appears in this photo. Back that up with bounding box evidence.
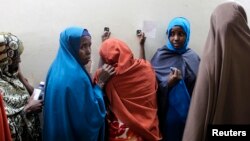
[167,67,182,87]
[138,32,146,46]
[102,31,111,42]
[138,32,146,59]
[23,93,43,113]
[97,64,116,88]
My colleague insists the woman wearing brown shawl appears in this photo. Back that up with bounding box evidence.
[182,2,250,141]
[0,33,42,141]
[95,38,161,141]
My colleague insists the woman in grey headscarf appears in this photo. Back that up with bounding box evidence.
[182,2,250,141]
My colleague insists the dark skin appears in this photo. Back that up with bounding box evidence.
[167,26,186,87]
[138,32,146,59]
[8,56,43,113]
[17,66,34,95]
[79,36,92,66]
[169,26,186,49]
[101,31,111,42]
[79,36,115,89]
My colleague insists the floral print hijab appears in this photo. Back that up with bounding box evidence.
[0,33,41,140]
[0,32,24,76]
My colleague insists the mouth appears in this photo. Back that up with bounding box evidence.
[85,59,91,64]
[173,43,181,48]
[85,55,91,60]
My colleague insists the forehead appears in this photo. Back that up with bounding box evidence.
[81,36,91,43]
[171,26,184,32]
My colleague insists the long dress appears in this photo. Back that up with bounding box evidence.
[43,27,106,141]
[151,47,200,141]
[95,38,161,141]
[183,2,250,141]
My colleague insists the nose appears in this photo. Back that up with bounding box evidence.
[86,46,91,55]
[174,35,179,41]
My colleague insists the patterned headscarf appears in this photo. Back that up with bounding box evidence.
[0,33,41,140]
[0,33,24,73]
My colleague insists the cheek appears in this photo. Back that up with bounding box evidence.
[169,37,174,43]
[79,51,85,60]
[180,37,186,44]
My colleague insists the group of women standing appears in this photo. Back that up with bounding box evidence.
[0,1,250,141]
[42,15,198,141]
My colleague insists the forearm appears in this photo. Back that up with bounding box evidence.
[22,80,34,95]
[138,32,146,59]
[18,73,34,95]
[139,45,146,59]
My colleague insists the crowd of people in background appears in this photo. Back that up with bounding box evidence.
[0,1,250,141]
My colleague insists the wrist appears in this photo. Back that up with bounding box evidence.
[23,104,31,113]
[140,43,145,47]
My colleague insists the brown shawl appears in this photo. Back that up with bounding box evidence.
[95,38,161,141]
[182,2,250,141]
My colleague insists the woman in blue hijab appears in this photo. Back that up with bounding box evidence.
[151,17,200,141]
[43,27,115,141]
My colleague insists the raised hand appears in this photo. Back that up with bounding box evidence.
[102,31,111,42]
[138,32,146,46]
[97,64,116,88]
[138,32,146,59]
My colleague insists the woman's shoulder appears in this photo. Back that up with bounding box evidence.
[186,48,200,56]
[184,48,200,62]
[156,45,168,52]
[151,45,177,62]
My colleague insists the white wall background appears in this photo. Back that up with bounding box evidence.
[0,0,249,86]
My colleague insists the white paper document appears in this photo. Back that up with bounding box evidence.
[143,21,157,38]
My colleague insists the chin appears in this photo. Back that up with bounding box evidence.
[174,46,182,49]
[83,60,90,65]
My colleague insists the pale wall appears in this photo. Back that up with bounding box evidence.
[0,0,249,85]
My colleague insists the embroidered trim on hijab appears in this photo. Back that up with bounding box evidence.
[166,17,190,54]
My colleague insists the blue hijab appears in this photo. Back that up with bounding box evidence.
[166,17,190,54]
[152,17,199,141]
[43,27,106,141]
